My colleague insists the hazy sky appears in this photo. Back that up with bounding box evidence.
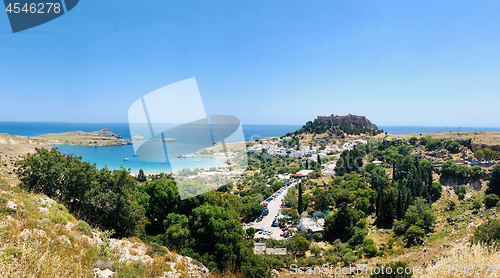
[1,0,500,126]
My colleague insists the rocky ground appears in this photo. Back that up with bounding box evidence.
[0,177,211,278]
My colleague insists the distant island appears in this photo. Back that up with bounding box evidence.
[0,128,132,157]
[38,128,132,147]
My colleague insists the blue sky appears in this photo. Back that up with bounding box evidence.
[1,0,500,126]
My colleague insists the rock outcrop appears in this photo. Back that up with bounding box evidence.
[315,114,379,130]
[131,135,145,140]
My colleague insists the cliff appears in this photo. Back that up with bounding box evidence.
[314,114,379,130]
[293,114,382,136]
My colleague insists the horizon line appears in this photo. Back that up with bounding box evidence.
[0,120,499,129]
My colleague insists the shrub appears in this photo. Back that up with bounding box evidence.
[425,138,443,151]
[370,260,413,278]
[112,261,145,278]
[409,137,418,146]
[342,251,356,264]
[472,198,482,210]
[484,194,499,209]
[446,200,456,211]
[78,220,92,237]
[393,221,406,236]
[364,244,377,257]
[430,182,442,200]
[470,219,500,245]
[16,148,148,238]
[471,166,484,179]
[419,137,428,146]
[304,256,326,267]
[445,140,460,153]
[458,184,467,200]
[405,225,425,245]
[310,244,322,257]
[387,238,394,249]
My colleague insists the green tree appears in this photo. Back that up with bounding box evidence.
[241,203,264,222]
[298,182,303,215]
[409,137,418,146]
[284,191,298,208]
[136,169,147,182]
[430,182,442,200]
[292,234,310,256]
[246,227,256,239]
[15,148,148,237]
[484,194,499,209]
[405,225,425,245]
[403,198,435,232]
[164,213,190,250]
[393,221,406,236]
[425,138,443,151]
[445,140,460,153]
[472,198,482,211]
[240,254,271,278]
[189,203,248,272]
[138,178,180,235]
[475,148,485,160]
[458,184,467,200]
[419,137,428,146]
[470,219,500,246]
[470,166,484,180]
[312,188,332,212]
[364,244,377,257]
[324,205,358,242]
[486,164,500,196]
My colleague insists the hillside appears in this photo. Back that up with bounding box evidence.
[291,114,382,138]
[0,177,210,278]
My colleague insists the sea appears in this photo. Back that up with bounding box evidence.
[1,122,499,174]
[0,122,301,174]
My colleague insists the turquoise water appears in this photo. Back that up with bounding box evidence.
[2,122,499,174]
[0,122,301,174]
[379,126,500,135]
[53,144,228,174]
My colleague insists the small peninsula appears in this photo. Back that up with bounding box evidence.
[37,128,132,147]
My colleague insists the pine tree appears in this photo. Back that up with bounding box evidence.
[298,182,303,215]
[136,169,147,182]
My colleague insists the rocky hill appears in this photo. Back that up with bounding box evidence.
[37,129,132,146]
[69,128,123,138]
[314,114,378,130]
[292,114,382,137]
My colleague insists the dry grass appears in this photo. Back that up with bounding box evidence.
[386,131,500,147]
[0,207,98,277]
[416,244,500,278]
[0,177,198,278]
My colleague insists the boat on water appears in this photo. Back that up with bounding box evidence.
[123,158,129,161]
[195,160,199,163]
[177,153,184,158]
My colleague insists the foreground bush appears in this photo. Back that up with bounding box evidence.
[470,219,500,246]
[16,148,147,237]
